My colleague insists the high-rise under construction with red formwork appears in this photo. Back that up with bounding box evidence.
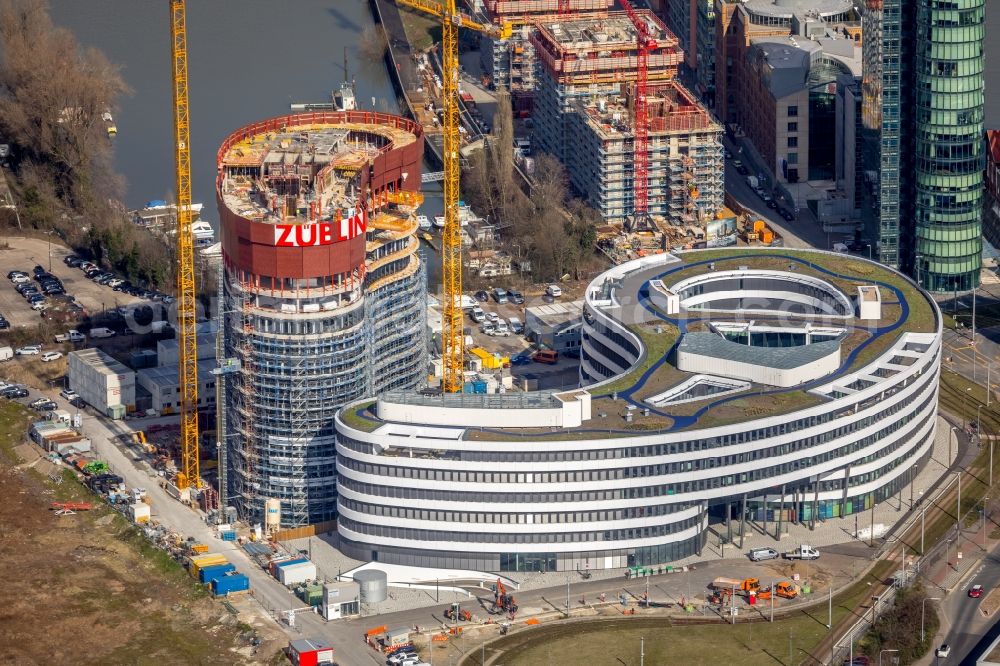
[217,111,428,528]
[528,11,723,230]
[479,0,613,114]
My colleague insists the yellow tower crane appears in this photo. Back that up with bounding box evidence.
[396,0,510,392]
[169,0,200,489]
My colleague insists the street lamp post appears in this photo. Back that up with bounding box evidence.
[978,404,985,444]
[879,649,899,666]
[921,597,940,643]
[984,497,989,552]
[954,471,962,539]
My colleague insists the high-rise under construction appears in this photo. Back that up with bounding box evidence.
[217,111,427,528]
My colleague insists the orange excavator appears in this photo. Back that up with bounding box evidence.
[492,578,518,616]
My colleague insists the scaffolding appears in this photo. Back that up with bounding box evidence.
[567,80,724,229]
[480,0,612,104]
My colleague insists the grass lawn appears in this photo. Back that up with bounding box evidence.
[592,323,680,398]
[398,5,440,51]
[338,400,380,432]
[487,561,894,666]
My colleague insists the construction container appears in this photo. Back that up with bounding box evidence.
[278,561,318,587]
[198,562,237,584]
[211,572,250,596]
[128,502,151,524]
[385,627,411,648]
[287,638,335,666]
[270,557,306,577]
[297,582,324,607]
[220,530,237,541]
[190,543,209,554]
[68,348,135,416]
[190,553,228,578]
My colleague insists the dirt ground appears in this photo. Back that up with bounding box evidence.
[0,401,286,665]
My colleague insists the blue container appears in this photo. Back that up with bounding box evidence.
[212,573,250,596]
[199,563,236,584]
[472,381,487,394]
[220,530,237,542]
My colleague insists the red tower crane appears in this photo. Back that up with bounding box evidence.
[619,0,655,228]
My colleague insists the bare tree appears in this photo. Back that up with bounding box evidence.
[0,0,129,205]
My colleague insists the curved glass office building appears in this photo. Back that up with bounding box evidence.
[913,0,984,292]
[336,249,941,572]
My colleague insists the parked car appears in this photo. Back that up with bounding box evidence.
[470,306,485,323]
[0,386,28,399]
[494,320,510,336]
[480,322,496,335]
[736,164,749,176]
[0,318,9,330]
[41,351,63,362]
[508,289,525,305]
[472,289,489,302]
[510,353,532,366]
[492,287,508,304]
[15,345,41,355]
[766,198,778,209]
[779,208,795,222]
[69,396,86,408]
[10,274,30,284]
[545,284,562,298]
[969,584,984,598]
[7,270,28,280]
[486,311,499,323]
[32,265,46,276]
[33,400,57,411]
[60,388,79,401]
[748,547,779,562]
[935,645,951,658]
[532,350,559,364]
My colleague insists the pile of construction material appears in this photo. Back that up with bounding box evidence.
[189,553,250,597]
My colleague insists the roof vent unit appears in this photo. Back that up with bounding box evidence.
[624,411,633,423]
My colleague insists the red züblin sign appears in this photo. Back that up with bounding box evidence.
[273,209,367,247]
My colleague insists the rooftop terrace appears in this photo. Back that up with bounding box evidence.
[344,249,938,440]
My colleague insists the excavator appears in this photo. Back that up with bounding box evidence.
[491,578,518,616]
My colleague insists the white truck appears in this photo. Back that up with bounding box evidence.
[54,330,86,343]
[783,544,820,560]
[746,175,759,189]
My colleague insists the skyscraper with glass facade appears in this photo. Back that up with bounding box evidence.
[863,0,984,292]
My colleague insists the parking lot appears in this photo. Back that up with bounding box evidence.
[0,236,147,327]
[465,286,583,391]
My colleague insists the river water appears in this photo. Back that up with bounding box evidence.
[49,0,444,280]
[47,0,1000,229]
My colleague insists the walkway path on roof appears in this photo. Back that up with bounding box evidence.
[347,254,923,439]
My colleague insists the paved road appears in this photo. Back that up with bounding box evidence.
[721,137,834,252]
[929,549,1000,664]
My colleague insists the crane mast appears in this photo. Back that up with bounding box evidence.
[619,0,652,226]
[396,0,510,392]
[440,1,464,393]
[169,0,200,489]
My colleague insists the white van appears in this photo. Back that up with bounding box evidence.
[495,320,510,336]
[89,327,117,339]
[0,346,12,362]
[546,284,563,297]
[508,316,524,334]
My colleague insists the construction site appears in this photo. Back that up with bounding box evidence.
[479,0,614,113]
[217,111,428,528]
[529,9,727,252]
